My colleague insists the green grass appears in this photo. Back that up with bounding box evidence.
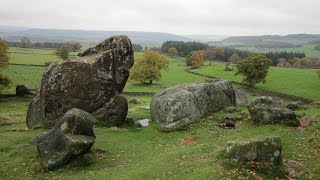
[1,48,320,178]
[2,65,45,94]
[8,47,78,65]
[124,56,208,92]
[191,62,320,101]
[0,96,319,179]
[3,50,208,94]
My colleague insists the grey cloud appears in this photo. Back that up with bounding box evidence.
[0,0,319,35]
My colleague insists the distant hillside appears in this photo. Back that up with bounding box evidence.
[213,34,320,58]
[222,34,320,44]
[183,34,228,42]
[0,26,191,47]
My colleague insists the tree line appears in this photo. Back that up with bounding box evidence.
[7,37,82,51]
[265,51,306,66]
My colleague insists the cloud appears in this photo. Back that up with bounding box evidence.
[0,0,319,35]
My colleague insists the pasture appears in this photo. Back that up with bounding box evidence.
[0,47,320,179]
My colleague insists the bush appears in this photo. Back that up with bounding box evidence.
[130,50,169,84]
[235,54,271,87]
[186,51,205,69]
[0,39,11,93]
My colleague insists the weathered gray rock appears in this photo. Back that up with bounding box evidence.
[26,94,43,129]
[151,80,236,131]
[129,98,140,104]
[226,137,282,164]
[286,100,303,111]
[15,85,36,96]
[248,96,300,127]
[37,108,96,170]
[135,119,150,127]
[234,88,248,106]
[27,35,134,128]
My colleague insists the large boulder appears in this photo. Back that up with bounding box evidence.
[248,96,300,127]
[150,80,237,131]
[36,108,96,170]
[226,137,282,164]
[26,35,134,128]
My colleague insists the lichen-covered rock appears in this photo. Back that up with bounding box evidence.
[234,88,248,106]
[286,100,303,111]
[26,94,43,129]
[36,108,96,170]
[248,96,299,127]
[226,137,282,164]
[150,80,236,131]
[26,35,134,128]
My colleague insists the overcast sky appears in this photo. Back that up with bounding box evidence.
[0,0,319,35]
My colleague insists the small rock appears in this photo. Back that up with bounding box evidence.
[225,120,235,128]
[248,96,300,127]
[135,119,150,127]
[286,101,303,111]
[226,136,282,164]
[36,108,96,170]
[142,106,150,110]
[15,85,36,96]
[129,98,140,104]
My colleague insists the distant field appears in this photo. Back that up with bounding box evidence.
[124,56,208,92]
[214,38,320,58]
[3,50,208,94]
[8,47,78,65]
[190,62,320,101]
[237,45,320,59]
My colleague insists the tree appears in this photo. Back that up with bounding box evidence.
[68,42,82,52]
[132,44,143,52]
[0,39,11,93]
[228,53,241,64]
[276,58,287,67]
[235,54,271,87]
[20,37,32,48]
[168,47,178,57]
[130,50,169,84]
[54,45,71,60]
[186,50,205,69]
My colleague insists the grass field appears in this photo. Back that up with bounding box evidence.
[191,62,320,101]
[3,48,208,94]
[0,96,319,179]
[8,47,78,65]
[1,47,320,179]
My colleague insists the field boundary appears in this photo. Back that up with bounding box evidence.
[9,63,46,67]
[186,68,317,103]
